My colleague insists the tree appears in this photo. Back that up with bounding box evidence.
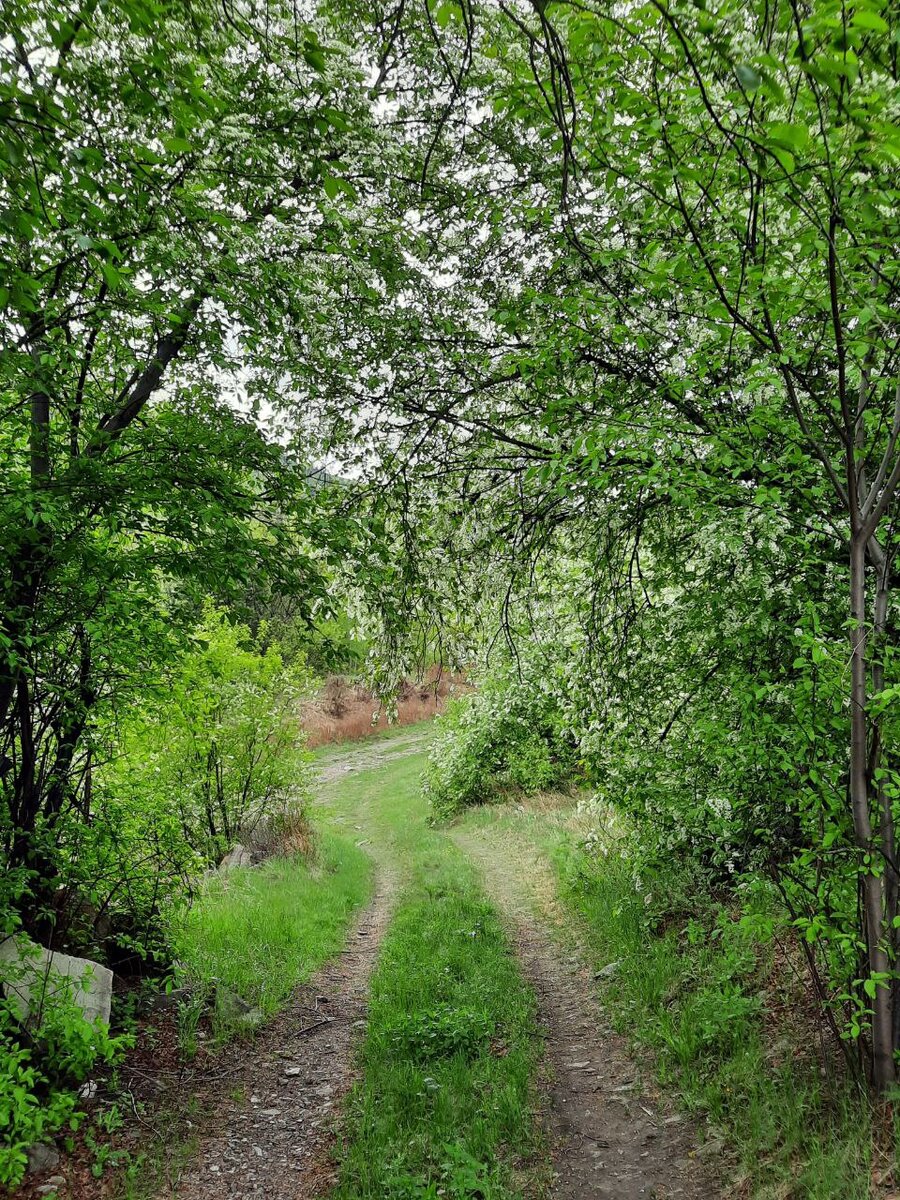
[0,0,397,921]
[303,0,900,1090]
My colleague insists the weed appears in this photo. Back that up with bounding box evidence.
[389,1004,495,1062]
[174,989,206,1058]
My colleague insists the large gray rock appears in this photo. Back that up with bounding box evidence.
[0,934,113,1027]
[218,843,251,870]
[26,1143,59,1175]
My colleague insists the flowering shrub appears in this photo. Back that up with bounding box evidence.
[424,660,578,817]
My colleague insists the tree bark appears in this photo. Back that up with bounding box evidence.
[849,531,895,1089]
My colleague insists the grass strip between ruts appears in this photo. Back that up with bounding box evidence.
[323,747,545,1199]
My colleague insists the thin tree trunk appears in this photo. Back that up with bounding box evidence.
[849,532,895,1089]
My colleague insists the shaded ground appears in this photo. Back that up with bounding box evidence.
[452,820,721,1200]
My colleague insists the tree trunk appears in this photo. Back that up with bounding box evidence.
[850,531,895,1090]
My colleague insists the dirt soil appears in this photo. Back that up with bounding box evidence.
[452,823,722,1200]
[315,726,434,784]
[21,735,724,1200]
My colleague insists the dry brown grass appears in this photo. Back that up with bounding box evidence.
[301,668,467,749]
[242,805,315,860]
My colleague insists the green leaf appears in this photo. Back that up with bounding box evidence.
[851,10,889,32]
[162,136,193,155]
[768,145,795,174]
[100,261,122,289]
[735,64,762,91]
[768,122,809,152]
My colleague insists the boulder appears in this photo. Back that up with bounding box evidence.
[218,843,251,871]
[0,935,113,1027]
[26,1144,59,1175]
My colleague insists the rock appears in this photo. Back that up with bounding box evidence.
[218,843,251,871]
[78,1080,98,1103]
[36,1178,64,1196]
[1,936,112,1027]
[26,1144,59,1175]
[216,985,252,1023]
[594,961,620,980]
[237,1007,264,1031]
[284,1066,302,1077]
[145,984,194,1014]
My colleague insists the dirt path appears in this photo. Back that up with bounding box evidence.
[452,823,722,1200]
[157,871,394,1200]
[315,727,432,784]
[155,732,433,1200]
[154,732,719,1200]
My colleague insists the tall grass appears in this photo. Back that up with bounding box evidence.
[173,831,371,1021]
[301,670,468,749]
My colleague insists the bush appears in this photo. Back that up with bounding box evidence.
[0,990,130,1188]
[423,660,578,817]
[66,609,313,962]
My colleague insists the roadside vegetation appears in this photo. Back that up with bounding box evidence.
[556,843,875,1199]
[434,704,888,1198]
[174,831,372,1032]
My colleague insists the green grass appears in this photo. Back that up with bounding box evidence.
[320,751,545,1199]
[454,787,895,1198]
[553,837,875,1198]
[452,797,879,1198]
[173,829,372,1022]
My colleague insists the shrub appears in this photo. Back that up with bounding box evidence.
[423,659,578,817]
[70,609,313,961]
[0,990,130,1188]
